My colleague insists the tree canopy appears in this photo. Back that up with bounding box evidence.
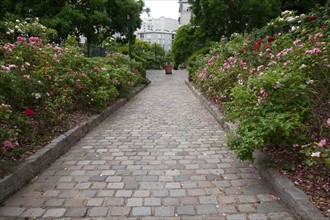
[0,0,145,44]
[171,24,205,69]
[188,0,281,41]
[187,0,328,42]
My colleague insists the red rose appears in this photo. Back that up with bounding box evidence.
[321,26,326,29]
[253,44,260,50]
[307,16,317,22]
[25,108,35,116]
[267,36,275,42]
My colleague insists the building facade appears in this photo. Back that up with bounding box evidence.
[135,31,175,52]
[178,0,191,25]
[135,17,179,51]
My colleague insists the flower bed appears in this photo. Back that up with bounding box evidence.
[189,7,329,216]
[0,19,148,176]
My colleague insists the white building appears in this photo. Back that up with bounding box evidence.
[135,17,179,51]
[140,17,178,32]
[135,31,176,52]
[178,0,191,25]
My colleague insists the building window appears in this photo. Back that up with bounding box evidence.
[140,34,144,39]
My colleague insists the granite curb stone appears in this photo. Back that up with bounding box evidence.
[0,84,148,204]
[185,79,327,220]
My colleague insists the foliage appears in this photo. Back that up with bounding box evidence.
[188,0,281,41]
[115,40,166,70]
[0,20,147,160]
[0,0,145,44]
[172,24,205,69]
[188,0,327,42]
[189,7,330,167]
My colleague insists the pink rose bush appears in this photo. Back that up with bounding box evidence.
[189,7,329,166]
[0,19,147,160]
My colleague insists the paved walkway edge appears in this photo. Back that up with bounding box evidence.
[0,83,148,204]
[185,79,327,220]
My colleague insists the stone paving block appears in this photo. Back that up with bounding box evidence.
[110,207,131,216]
[177,206,195,215]
[91,182,107,189]
[154,207,174,217]
[226,214,247,220]
[86,198,104,206]
[175,175,189,181]
[224,187,242,195]
[115,190,133,197]
[127,198,143,206]
[237,195,258,203]
[44,198,65,207]
[57,190,79,198]
[106,176,123,182]
[43,208,66,218]
[88,207,109,217]
[187,189,206,196]
[90,175,107,182]
[136,176,158,182]
[248,213,268,220]
[181,196,198,205]
[42,190,61,196]
[165,182,181,189]
[97,190,115,197]
[133,190,151,197]
[105,198,125,206]
[131,207,151,216]
[256,202,286,213]
[268,212,294,220]
[163,198,180,206]
[64,198,86,207]
[56,183,76,189]
[21,208,45,218]
[107,182,125,189]
[140,182,164,190]
[237,204,256,212]
[75,183,92,189]
[0,207,25,217]
[170,189,186,197]
[199,195,218,204]
[65,207,88,217]
[79,189,98,197]
[196,205,218,215]
[145,198,161,206]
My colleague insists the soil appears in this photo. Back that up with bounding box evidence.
[263,147,330,217]
[0,111,91,179]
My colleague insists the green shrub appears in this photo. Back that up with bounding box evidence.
[0,19,147,160]
[189,7,330,166]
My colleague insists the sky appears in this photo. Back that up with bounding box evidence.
[141,0,180,20]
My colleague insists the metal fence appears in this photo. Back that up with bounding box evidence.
[80,44,107,57]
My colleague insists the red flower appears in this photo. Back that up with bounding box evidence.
[307,16,317,22]
[266,44,271,49]
[239,47,247,53]
[267,36,275,42]
[25,108,34,116]
[253,44,260,50]
[321,26,327,29]
[257,40,263,45]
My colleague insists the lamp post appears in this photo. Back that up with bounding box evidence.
[127,14,132,60]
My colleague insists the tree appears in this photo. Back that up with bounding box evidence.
[188,0,281,41]
[0,0,145,44]
[279,0,327,14]
[172,24,204,68]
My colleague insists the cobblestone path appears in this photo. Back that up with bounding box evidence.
[0,70,294,219]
